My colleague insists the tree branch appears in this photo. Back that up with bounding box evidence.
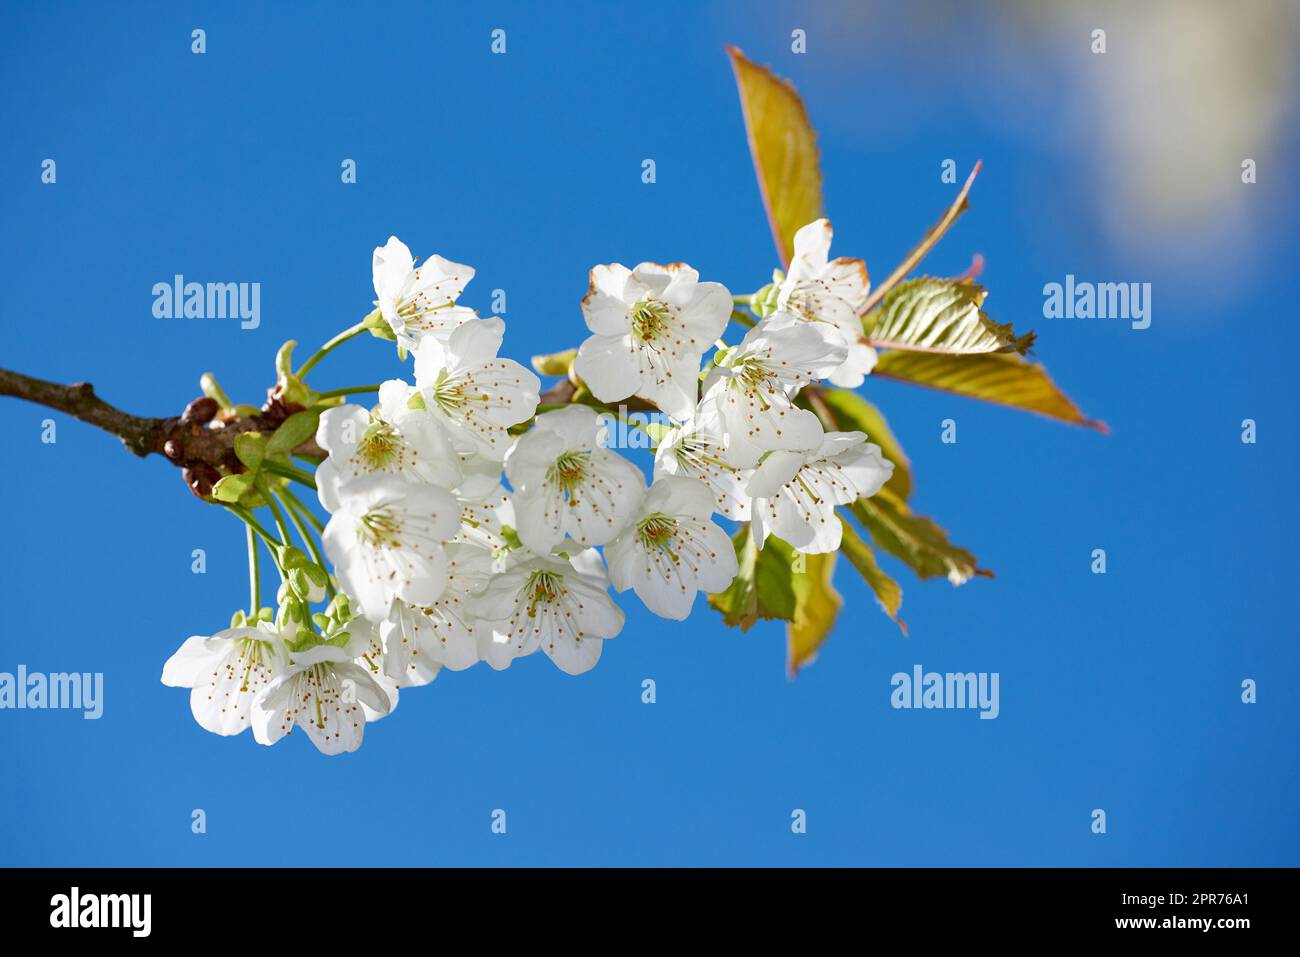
[859,161,981,318]
[0,368,169,457]
[0,366,322,498]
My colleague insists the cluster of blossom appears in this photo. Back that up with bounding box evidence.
[162,222,893,754]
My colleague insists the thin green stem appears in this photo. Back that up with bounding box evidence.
[246,524,260,614]
[275,490,313,552]
[317,384,382,399]
[729,308,755,329]
[280,486,325,533]
[296,314,374,378]
[261,460,317,490]
[224,509,278,546]
[224,504,278,547]
[257,479,292,544]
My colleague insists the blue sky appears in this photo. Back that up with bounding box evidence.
[0,0,1296,866]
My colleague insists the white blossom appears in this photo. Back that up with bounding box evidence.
[347,617,403,718]
[251,641,393,755]
[372,235,477,349]
[504,406,646,554]
[653,400,752,520]
[380,542,496,682]
[574,262,731,421]
[700,312,846,467]
[322,474,461,622]
[315,380,461,513]
[478,547,624,675]
[748,431,893,554]
[161,621,289,737]
[606,476,738,620]
[779,218,877,388]
[412,316,541,460]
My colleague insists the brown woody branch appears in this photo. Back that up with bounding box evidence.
[0,366,321,498]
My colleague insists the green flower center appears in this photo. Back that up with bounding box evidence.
[636,513,678,550]
[546,450,590,496]
[524,570,564,616]
[429,369,473,413]
[630,299,671,345]
[358,507,402,548]
[356,421,402,470]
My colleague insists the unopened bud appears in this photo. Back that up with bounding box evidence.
[183,463,220,499]
[181,396,219,426]
[277,545,309,570]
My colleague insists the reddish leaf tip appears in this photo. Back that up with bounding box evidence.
[956,253,985,282]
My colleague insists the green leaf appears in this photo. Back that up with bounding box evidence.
[850,487,992,585]
[727,45,823,269]
[233,432,267,471]
[211,473,254,504]
[531,348,577,377]
[866,277,1035,356]
[815,387,913,501]
[786,550,842,675]
[754,537,800,622]
[872,350,1108,432]
[709,525,759,627]
[267,409,321,457]
[708,526,798,630]
[837,516,906,634]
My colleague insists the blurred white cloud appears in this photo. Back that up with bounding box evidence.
[728,0,1299,297]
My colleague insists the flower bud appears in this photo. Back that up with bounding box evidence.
[288,567,311,601]
[181,396,219,426]
[276,545,309,570]
[182,463,220,499]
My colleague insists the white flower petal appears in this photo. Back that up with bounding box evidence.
[373,236,415,301]
[574,333,639,405]
[581,264,635,336]
[653,404,753,520]
[787,219,832,282]
[749,432,893,555]
[606,476,739,620]
[479,555,623,676]
[323,476,461,621]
